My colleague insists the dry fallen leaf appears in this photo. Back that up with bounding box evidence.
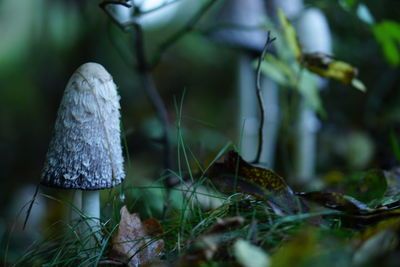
[111,206,164,267]
[206,150,305,214]
[298,191,372,213]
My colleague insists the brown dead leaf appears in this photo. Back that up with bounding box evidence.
[111,206,164,267]
[206,151,305,214]
[298,191,372,214]
[143,218,163,237]
[298,191,400,228]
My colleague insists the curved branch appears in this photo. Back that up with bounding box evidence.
[253,31,276,164]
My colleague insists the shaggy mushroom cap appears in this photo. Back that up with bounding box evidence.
[41,62,125,190]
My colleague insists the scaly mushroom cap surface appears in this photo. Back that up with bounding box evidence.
[41,62,125,190]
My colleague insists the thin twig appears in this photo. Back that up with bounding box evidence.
[99,1,134,31]
[253,31,276,164]
[149,0,218,69]
[100,0,132,9]
[131,21,174,187]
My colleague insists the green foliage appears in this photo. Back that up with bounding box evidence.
[339,0,358,10]
[372,20,400,66]
[260,10,366,114]
[345,170,387,205]
[297,70,322,112]
[11,135,400,266]
[278,9,302,61]
[390,131,400,164]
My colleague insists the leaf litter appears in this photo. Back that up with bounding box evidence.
[16,149,400,266]
[206,150,306,215]
[110,206,164,267]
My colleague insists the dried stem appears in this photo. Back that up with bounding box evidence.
[253,31,276,164]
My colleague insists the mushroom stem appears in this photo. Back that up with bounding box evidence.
[70,190,82,224]
[81,190,101,248]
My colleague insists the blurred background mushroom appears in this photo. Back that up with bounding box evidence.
[208,0,280,168]
[294,4,332,186]
[267,0,332,187]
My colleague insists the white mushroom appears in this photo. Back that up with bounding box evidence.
[41,62,125,248]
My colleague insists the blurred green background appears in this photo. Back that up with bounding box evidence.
[1,0,400,261]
